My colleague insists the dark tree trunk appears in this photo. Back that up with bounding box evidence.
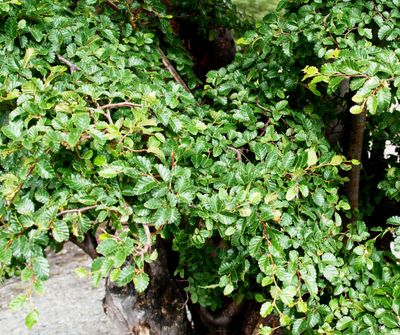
[102,239,189,335]
[345,109,367,211]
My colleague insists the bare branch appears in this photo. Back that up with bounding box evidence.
[199,300,242,327]
[103,110,114,124]
[156,46,191,93]
[106,0,118,10]
[57,205,98,217]
[98,102,142,110]
[70,233,99,259]
[57,54,80,73]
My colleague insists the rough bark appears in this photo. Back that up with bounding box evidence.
[102,239,189,335]
[345,109,367,210]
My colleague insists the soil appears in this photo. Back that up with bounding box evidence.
[0,242,122,335]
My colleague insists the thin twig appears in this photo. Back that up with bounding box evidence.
[57,54,80,74]
[227,146,250,162]
[156,46,191,93]
[57,205,98,217]
[103,110,114,124]
[106,0,118,10]
[98,102,142,110]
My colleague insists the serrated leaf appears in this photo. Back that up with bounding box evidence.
[132,176,158,195]
[52,220,69,242]
[32,256,50,280]
[134,272,149,292]
[292,318,308,335]
[15,198,35,215]
[249,236,263,257]
[2,120,23,140]
[98,165,124,178]
[116,265,134,286]
[36,159,55,179]
[5,16,17,39]
[380,312,399,328]
[8,294,27,311]
[156,164,170,182]
[336,316,352,330]
[388,216,400,226]
[96,238,118,256]
[322,265,338,282]
[279,285,297,305]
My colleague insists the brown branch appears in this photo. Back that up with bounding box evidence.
[199,300,242,327]
[70,233,99,259]
[57,205,98,217]
[57,54,80,73]
[156,46,191,93]
[98,102,142,110]
[103,110,114,124]
[106,0,118,10]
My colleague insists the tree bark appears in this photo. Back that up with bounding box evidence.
[102,239,189,335]
[345,109,367,211]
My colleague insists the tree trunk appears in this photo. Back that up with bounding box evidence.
[345,109,367,211]
[102,239,189,335]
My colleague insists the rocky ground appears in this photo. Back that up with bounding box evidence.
[0,242,122,335]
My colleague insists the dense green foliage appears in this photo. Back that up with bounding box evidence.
[0,0,400,333]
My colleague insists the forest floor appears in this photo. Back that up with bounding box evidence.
[0,242,121,335]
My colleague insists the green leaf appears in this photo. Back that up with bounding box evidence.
[286,186,298,201]
[94,155,107,166]
[312,189,325,207]
[52,220,70,242]
[25,309,39,329]
[98,165,124,178]
[134,272,150,292]
[97,239,118,256]
[223,283,234,296]
[5,16,17,39]
[336,316,352,330]
[156,164,170,182]
[322,265,338,282]
[2,120,23,140]
[292,318,308,335]
[225,226,236,236]
[15,198,35,215]
[116,265,134,286]
[307,148,318,166]
[249,236,263,257]
[260,301,274,317]
[32,256,50,280]
[350,105,363,115]
[330,155,343,166]
[279,285,297,305]
[8,294,27,311]
[37,159,55,179]
[132,177,158,195]
[380,312,399,328]
[388,216,400,226]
